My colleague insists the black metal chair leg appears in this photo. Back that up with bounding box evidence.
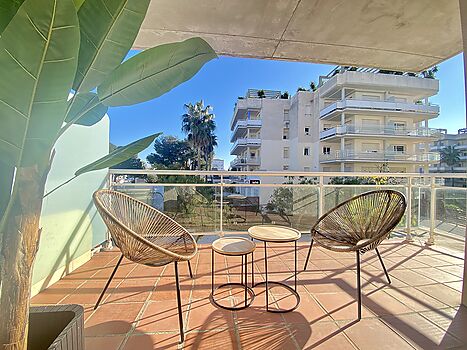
[94,254,123,310]
[375,248,391,284]
[304,238,314,270]
[356,251,362,321]
[188,260,194,279]
[174,262,184,343]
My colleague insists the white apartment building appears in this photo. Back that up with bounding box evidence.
[430,128,467,173]
[230,67,441,174]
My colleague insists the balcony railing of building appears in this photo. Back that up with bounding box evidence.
[230,119,262,142]
[230,138,261,154]
[107,169,467,252]
[320,150,440,163]
[320,124,442,140]
[320,99,440,119]
[230,156,261,167]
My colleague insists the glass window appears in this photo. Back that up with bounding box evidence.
[304,127,310,135]
[393,145,406,153]
[283,165,289,170]
[322,147,331,155]
[304,147,310,156]
[283,147,289,158]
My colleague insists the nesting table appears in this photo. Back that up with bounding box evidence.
[248,225,301,312]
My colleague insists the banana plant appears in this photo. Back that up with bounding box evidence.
[0,0,216,348]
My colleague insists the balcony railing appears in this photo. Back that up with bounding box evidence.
[230,156,261,167]
[107,169,467,249]
[230,138,261,154]
[320,124,441,139]
[320,150,440,162]
[320,99,440,119]
[230,119,262,142]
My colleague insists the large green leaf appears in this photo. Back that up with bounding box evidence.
[73,0,150,92]
[65,92,108,126]
[0,0,25,34]
[97,37,217,106]
[0,0,79,219]
[75,132,161,176]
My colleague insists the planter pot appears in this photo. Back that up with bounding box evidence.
[28,305,84,350]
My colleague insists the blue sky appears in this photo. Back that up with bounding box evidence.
[108,53,466,166]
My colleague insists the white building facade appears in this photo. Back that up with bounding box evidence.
[230,68,441,174]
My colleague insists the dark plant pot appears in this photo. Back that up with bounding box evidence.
[28,305,84,350]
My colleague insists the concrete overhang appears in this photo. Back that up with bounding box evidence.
[135,0,462,72]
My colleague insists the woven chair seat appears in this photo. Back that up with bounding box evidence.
[312,190,406,253]
[93,190,197,266]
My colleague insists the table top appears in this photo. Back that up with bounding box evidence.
[227,194,247,200]
[212,237,256,255]
[248,225,301,242]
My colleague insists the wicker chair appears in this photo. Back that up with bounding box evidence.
[303,190,406,320]
[93,189,198,342]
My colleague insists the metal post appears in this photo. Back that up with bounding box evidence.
[427,176,436,245]
[405,175,413,242]
[220,174,224,236]
[318,175,324,218]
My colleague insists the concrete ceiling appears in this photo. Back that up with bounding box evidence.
[135,0,463,72]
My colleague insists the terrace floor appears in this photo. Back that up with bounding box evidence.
[31,238,467,349]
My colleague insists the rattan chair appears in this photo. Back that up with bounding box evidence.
[93,189,198,342]
[303,190,406,320]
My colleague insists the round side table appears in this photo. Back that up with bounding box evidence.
[248,225,301,313]
[211,237,256,310]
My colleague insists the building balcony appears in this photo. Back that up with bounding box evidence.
[320,99,440,120]
[320,124,442,140]
[31,168,467,350]
[231,98,262,129]
[230,138,261,155]
[230,119,262,142]
[320,150,440,163]
[230,156,261,168]
[430,165,467,172]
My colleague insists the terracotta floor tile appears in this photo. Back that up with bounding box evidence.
[238,326,297,350]
[187,298,234,331]
[384,286,448,312]
[343,318,413,350]
[122,332,180,350]
[185,329,239,349]
[421,306,467,343]
[416,284,462,307]
[290,322,356,349]
[282,292,329,325]
[389,269,437,286]
[135,301,187,332]
[314,292,373,321]
[85,302,144,336]
[31,285,77,305]
[85,336,124,350]
[363,289,414,317]
[411,267,461,283]
[381,313,464,349]
[104,278,155,304]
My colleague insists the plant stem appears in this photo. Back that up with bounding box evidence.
[43,175,77,198]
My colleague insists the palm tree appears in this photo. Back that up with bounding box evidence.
[440,145,461,172]
[182,100,217,170]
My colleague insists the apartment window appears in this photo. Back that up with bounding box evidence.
[393,145,406,153]
[323,124,332,131]
[283,129,289,140]
[361,94,380,101]
[304,166,310,172]
[304,127,310,135]
[283,165,289,170]
[393,122,406,130]
[362,143,380,153]
[250,152,256,158]
[284,109,289,121]
[283,147,289,158]
[322,147,331,155]
[304,147,310,156]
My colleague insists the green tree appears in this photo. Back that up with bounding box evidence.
[0,0,216,347]
[440,145,461,171]
[181,100,217,170]
[147,135,193,169]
